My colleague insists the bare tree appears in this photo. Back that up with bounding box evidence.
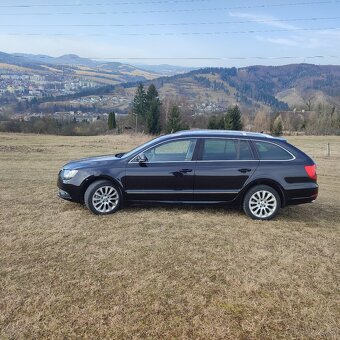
[253,111,270,132]
[305,97,314,111]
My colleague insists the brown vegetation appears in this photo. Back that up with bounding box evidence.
[0,133,339,339]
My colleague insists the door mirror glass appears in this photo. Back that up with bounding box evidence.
[136,153,147,163]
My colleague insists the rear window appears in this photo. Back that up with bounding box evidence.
[254,141,293,160]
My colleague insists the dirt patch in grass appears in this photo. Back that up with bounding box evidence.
[0,133,339,339]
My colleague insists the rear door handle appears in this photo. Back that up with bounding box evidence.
[238,168,252,173]
[180,169,193,173]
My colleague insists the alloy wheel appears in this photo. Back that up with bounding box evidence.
[248,190,277,219]
[92,185,119,213]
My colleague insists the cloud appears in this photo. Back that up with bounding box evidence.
[255,36,299,46]
[230,11,340,50]
[228,12,298,30]
[316,29,340,37]
[255,34,327,49]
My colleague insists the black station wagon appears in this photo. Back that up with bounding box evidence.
[57,130,318,220]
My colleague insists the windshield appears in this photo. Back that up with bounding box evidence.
[121,135,167,159]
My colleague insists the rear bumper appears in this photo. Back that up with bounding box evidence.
[285,183,318,206]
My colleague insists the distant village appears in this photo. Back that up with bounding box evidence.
[0,69,229,122]
[0,69,130,122]
[0,73,98,101]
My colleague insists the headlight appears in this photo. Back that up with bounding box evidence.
[62,169,78,180]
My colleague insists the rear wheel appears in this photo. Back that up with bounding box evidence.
[84,180,121,215]
[243,185,281,220]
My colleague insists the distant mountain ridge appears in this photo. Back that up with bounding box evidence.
[12,53,99,67]
[0,51,193,77]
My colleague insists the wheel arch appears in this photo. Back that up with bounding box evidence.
[239,178,287,208]
[80,175,125,202]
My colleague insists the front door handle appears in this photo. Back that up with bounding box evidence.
[238,168,252,173]
[180,169,193,173]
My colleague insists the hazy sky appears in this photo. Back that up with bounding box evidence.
[0,0,339,67]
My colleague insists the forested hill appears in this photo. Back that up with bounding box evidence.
[147,64,340,112]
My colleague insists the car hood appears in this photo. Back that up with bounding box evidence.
[63,154,121,170]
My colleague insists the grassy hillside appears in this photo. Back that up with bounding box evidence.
[0,133,339,339]
[147,64,340,113]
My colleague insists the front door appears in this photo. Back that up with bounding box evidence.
[194,138,259,202]
[124,138,197,202]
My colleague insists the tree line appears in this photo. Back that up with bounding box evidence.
[0,81,248,136]
[1,82,339,136]
[0,116,108,136]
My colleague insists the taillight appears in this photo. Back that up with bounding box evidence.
[305,164,317,181]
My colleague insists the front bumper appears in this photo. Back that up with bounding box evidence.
[57,175,84,203]
[58,189,72,201]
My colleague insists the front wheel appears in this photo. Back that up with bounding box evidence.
[84,180,121,215]
[243,185,281,220]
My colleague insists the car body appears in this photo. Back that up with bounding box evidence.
[57,130,318,220]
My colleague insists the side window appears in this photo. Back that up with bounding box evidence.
[239,140,254,160]
[254,141,293,160]
[143,139,196,162]
[202,139,237,160]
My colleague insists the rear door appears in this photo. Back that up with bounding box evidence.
[194,138,259,202]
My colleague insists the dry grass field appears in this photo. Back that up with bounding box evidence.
[0,133,339,339]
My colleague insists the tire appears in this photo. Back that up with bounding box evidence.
[243,185,281,220]
[84,180,121,215]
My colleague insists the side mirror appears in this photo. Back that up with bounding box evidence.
[136,153,147,163]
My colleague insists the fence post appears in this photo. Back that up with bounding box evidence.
[327,143,330,157]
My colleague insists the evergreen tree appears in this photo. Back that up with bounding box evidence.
[147,99,161,134]
[108,111,116,130]
[145,84,162,134]
[225,105,243,130]
[207,116,218,129]
[166,105,185,133]
[132,83,147,122]
[132,83,162,134]
[146,84,159,106]
[207,115,225,129]
[218,115,225,129]
[224,111,233,130]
